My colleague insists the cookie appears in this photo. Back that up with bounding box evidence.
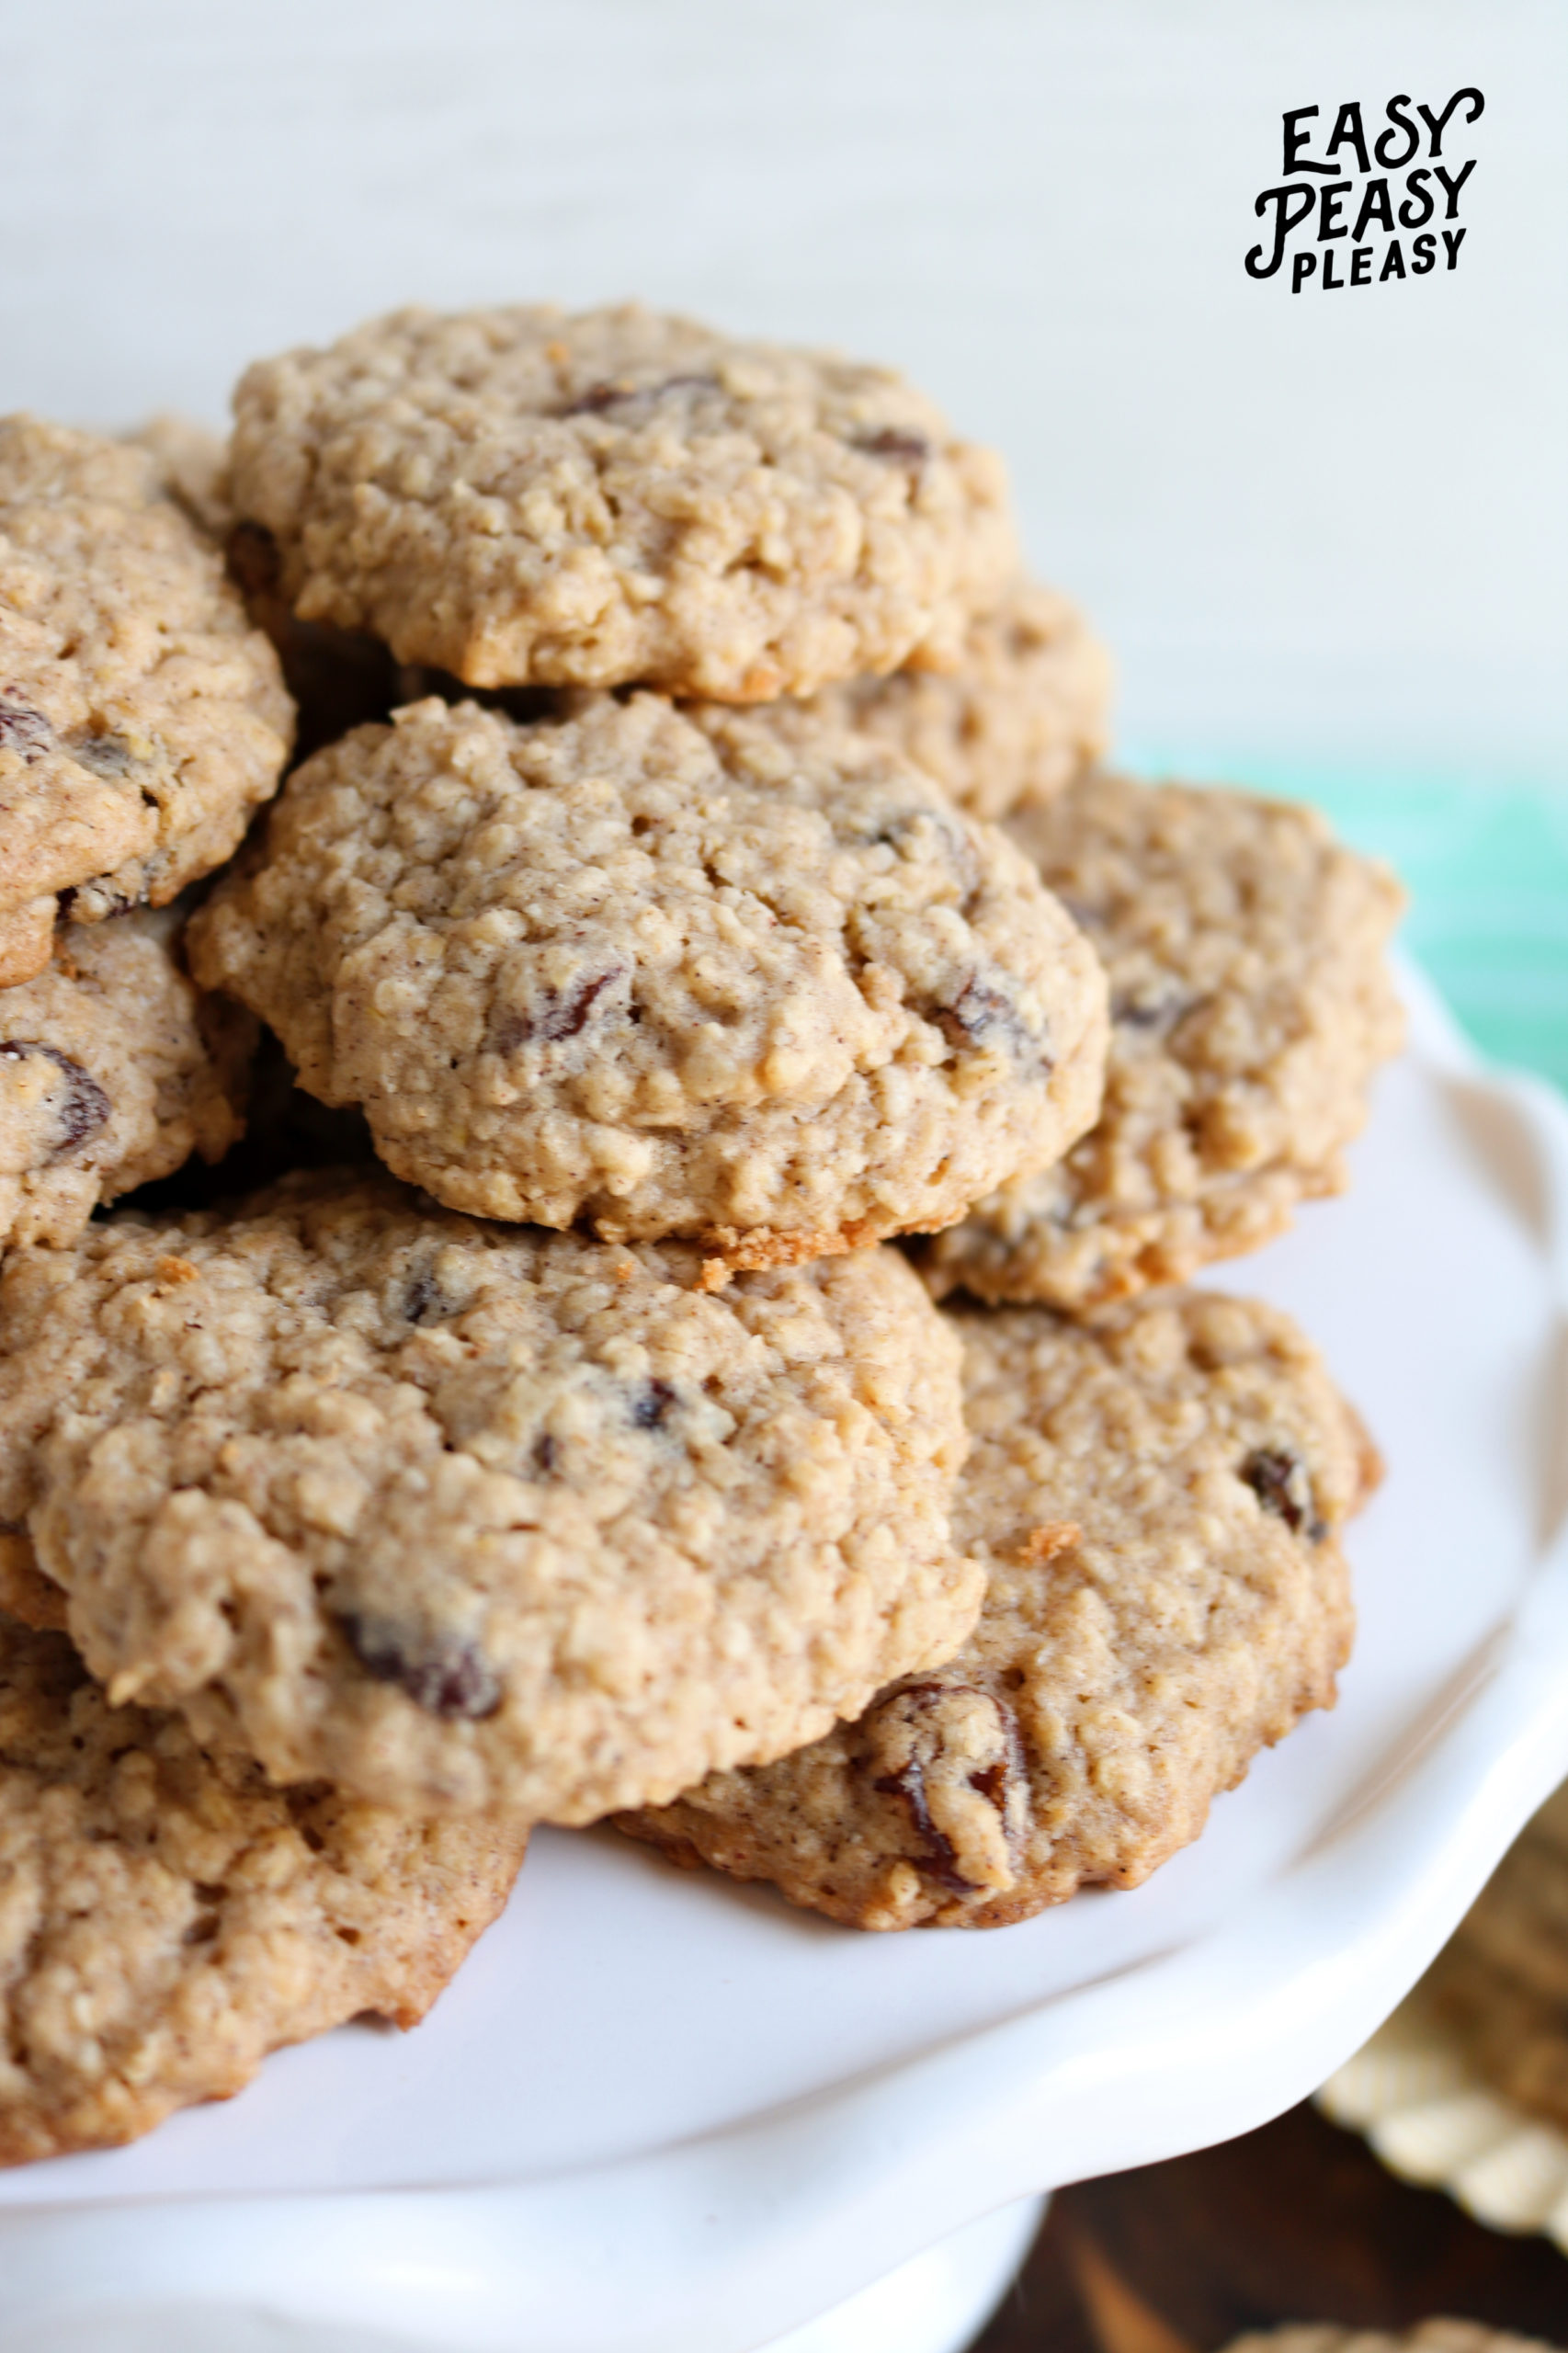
[0,1608,526,2165]
[0,1172,981,1820]
[228,302,1017,699]
[187,693,1108,1261]
[0,903,252,1250]
[124,413,234,540]
[800,580,1111,820]
[1420,1784,1568,2128]
[0,417,294,981]
[619,1289,1375,1928]
[1224,2329,1566,2353]
[919,772,1405,1311]
[227,574,1107,819]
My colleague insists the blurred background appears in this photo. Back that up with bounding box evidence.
[6,0,1565,1078]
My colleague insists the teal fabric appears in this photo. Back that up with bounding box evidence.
[1120,755,1568,1098]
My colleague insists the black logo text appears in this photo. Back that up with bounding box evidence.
[1245,90,1483,291]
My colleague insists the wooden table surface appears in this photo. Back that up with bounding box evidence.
[973,2101,1568,2353]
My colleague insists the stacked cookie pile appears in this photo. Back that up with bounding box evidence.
[0,303,1402,2161]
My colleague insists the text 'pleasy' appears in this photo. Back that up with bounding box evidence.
[1245,91,1483,290]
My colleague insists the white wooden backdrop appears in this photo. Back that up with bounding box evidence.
[6,0,1564,783]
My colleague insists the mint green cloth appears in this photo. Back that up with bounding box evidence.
[1122,756,1568,1098]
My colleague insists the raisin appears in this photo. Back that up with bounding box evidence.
[860,806,980,898]
[935,975,1007,1046]
[402,1268,448,1324]
[867,1679,1028,1897]
[632,1377,676,1430]
[492,963,627,1054]
[563,381,630,415]
[338,1613,503,1720]
[934,975,1051,1068]
[533,1433,559,1475]
[854,427,929,465]
[969,1756,1013,1810]
[872,1752,969,1893]
[1241,1447,1326,1540]
[0,1042,111,1157]
[0,696,54,763]
[534,966,624,1042]
[562,374,719,416]
[1111,976,1191,1034]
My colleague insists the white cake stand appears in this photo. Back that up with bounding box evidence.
[1,959,1565,2353]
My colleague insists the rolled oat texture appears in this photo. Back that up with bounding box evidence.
[0,1173,982,1820]
[620,1288,1376,1927]
[229,302,1017,698]
[0,416,292,979]
[188,692,1108,1259]
[0,1609,527,2165]
[920,771,1404,1310]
